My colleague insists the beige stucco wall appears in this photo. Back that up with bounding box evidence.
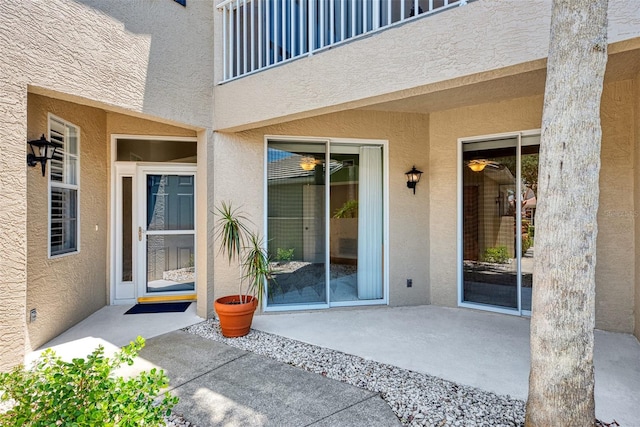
[0,82,28,371]
[2,0,213,129]
[26,94,109,352]
[597,80,635,333]
[429,80,636,333]
[0,0,214,367]
[634,74,640,341]
[23,94,204,353]
[213,0,640,131]
[211,110,430,314]
[106,113,199,139]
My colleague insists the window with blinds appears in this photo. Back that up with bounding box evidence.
[49,115,79,257]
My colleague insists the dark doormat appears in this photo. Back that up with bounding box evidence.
[124,302,191,315]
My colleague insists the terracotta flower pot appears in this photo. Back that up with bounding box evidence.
[214,295,258,337]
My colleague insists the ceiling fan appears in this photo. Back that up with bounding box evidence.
[466,159,504,172]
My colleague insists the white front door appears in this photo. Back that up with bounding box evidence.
[113,163,197,304]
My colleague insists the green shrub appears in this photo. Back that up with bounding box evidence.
[333,199,358,218]
[482,246,510,264]
[276,247,295,262]
[522,234,533,255]
[0,336,178,427]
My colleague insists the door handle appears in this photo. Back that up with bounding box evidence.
[138,227,143,241]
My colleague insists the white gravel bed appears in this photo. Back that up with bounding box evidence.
[183,319,526,427]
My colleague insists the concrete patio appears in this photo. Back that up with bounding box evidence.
[253,305,640,426]
[29,304,640,426]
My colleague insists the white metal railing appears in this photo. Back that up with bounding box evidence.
[217,0,468,82]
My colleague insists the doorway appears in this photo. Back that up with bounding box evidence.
[458,132,540,315]
[265,138,389,310]
[111,136,197,305]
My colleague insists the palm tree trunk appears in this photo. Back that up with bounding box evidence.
[526,1,608,425]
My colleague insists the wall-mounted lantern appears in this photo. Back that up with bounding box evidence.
[405,166,423,195]
[27,134,62,177]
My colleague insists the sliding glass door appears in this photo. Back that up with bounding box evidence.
[459,133,539,314]
[266,139,386,309]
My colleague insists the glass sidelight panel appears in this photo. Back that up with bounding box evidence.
[122,177,133,282]
[462,139,519,309]
[267,143,327,306]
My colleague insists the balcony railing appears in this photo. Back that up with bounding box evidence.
[217,0,468,82]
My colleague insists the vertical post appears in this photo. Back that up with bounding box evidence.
[340,0,345,41]
[319,0,325,48]
[235,0,240,75]
[307,0,315,53]
[258,0,262,68]
[329,0,334,45]
[266,0,271,65]
[222,5,228,80]
[243,0,248,75]
[362,0,367,33]
[281,0,286,60]
[351,0,356,37]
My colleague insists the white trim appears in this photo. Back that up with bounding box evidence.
[136,164,198,300]
[48,113,81,259]
[109,135,199,305]
[457,129,541,317]
[263,135,389,312]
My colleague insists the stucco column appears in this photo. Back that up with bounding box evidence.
[196,129,215,318]
[0,81,28,370]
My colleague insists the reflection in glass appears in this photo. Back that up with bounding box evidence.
[329,152,359,302]
[122,177,133,282]
[520,146,539,311]
[146,235,195,293]
[267,143,327,305]
[463,141,518,309]
[462,140,540,312]
[147,175,194,231]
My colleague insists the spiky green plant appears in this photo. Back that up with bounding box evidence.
[214,202,274,304]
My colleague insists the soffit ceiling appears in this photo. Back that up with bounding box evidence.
[358,48,640,114]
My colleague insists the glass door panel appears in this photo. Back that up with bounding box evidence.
[267,143,327,306]
[143,173,195,294]
[462,140,519,310]
[329,144,383,302]
[520,145,539,312]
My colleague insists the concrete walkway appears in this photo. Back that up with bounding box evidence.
[123,331,399,426]
[29,303,640,426]
[252,305,640,426]
[29,304,399,426]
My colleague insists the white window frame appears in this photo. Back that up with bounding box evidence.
[263,135,389,312]
[456,129,541,317]
[48,114,80,258]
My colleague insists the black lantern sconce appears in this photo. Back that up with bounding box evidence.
[27,134,62,177]
[405,165,423,195]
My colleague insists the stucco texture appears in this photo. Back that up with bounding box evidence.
[634,73,640,341]
[428,80,636,333]
[1,0,213,130]
[212,110,430,311]
[0,81,28,371]
[0,0,213,366]
[213,0,640,131]
[26,94,109,352]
